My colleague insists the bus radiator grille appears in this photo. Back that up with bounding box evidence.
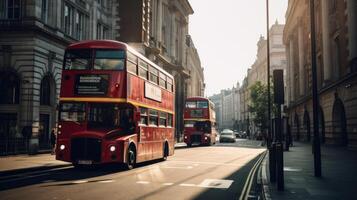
[71,138,102,163]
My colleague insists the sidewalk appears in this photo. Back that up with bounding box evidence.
[0,142,188,175]
[262,142,357,200]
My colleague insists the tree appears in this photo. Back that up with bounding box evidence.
[249,81,274,135]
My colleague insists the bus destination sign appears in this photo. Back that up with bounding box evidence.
[75,74,109,95]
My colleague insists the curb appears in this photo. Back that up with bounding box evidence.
[260,152,272,200]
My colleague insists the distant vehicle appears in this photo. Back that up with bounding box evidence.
[219,129,235,143]
[183,97,217,147]
[233,130,239,138]
[237,131,247,138]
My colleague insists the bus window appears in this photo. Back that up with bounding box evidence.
[195,121,211,133]
[149,66,159,84]
[184,120,195,128]
[88,103,119,129]
[197,101,208,108]
[139,60,148,79]
[167,77,173,92]
[159,112,167,127]
[139,107,148,125]
[127,61,137,74]
[94,50,125,70]
[167,114,173,127]
[59,102,86,122]
[185,101,196,108]
[149,109,158,126]
[64,49,91,70]
[159,73,166,88]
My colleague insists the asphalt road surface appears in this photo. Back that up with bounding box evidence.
[0,139,265,200]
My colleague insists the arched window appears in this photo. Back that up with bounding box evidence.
[40,76,51,105]
[0,71,19,104]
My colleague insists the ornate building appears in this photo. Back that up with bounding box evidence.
[240,22,287,138]
[0,0,115,155]
[117,0,202,141]
[284,0,357,148]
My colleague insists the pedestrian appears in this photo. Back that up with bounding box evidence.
[50,128,56,155]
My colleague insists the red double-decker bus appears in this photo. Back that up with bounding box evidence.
[56,40,175,169]
[183,97,217,147]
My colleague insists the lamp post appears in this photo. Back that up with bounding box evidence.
[266,0,276,183]
[309,0,322,177]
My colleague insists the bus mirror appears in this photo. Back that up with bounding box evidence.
[134,112,141,122]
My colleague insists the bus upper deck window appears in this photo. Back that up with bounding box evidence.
[94,50,125,70]
[64,50,91,70]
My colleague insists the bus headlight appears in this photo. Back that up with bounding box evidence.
[60,144,65,150]
[57,131,61,135]
[110,145,116,152]
[184,135,187,139]
[204,136,208,140]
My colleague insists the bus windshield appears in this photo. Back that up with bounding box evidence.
[184,120,211,133]
[185,100,208,108]
[87,103,135,132]
[64,49,125,70]
[59,102,86,122]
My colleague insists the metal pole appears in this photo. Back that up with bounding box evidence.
[309,0,322,177]
[266,0,276,183]
[266,0,271,147]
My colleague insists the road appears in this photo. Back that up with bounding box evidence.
[0,139,265,200]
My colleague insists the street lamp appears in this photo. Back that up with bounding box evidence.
[309,0,322,177]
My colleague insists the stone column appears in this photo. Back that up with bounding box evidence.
[321,0,332,82]
[157,0,163,43]
[347,0,357,61]
[285,44,291,105]
[298,24,305,96]
[289,38,295,102]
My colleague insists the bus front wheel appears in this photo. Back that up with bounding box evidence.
[126,146,136,170]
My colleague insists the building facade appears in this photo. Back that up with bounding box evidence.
[0,0,115,155]
[185,35,205,98]
[209,83,240,131]
[284,0,357,148]
[239,22,287,138]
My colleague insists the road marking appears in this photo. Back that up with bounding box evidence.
[160,166,193,170]
[284,167,302,172]
[99,180,115,183]
[136,181,150,184]
[73,180,88,184]
[179,183,196,187]
[198,179,233,189]
[239,151,267,200]
[162,183,174,186]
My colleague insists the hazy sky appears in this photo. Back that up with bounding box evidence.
[189,0,288,96]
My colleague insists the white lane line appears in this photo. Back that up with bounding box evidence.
[160,166,193,170]
[73,180,89,184]
[198,179,233,189]
[136,181,150,184]
[162,183,174,186]
[179,183,196,187]
[99,180,115,183]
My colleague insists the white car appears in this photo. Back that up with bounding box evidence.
[219,129,236,143]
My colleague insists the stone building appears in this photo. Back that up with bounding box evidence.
[0,0,116,155]
[239,22,287,138]
[117,0,199,141]
[284,0,357,148]
[185,35,205,98]
[209,83,240,131]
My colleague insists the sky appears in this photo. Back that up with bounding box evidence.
[188,0,288,96]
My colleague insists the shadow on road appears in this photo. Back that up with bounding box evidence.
[0,159,164,191]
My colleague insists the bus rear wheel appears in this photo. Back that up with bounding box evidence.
[162,142,169,161]
[126,146,136,170]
